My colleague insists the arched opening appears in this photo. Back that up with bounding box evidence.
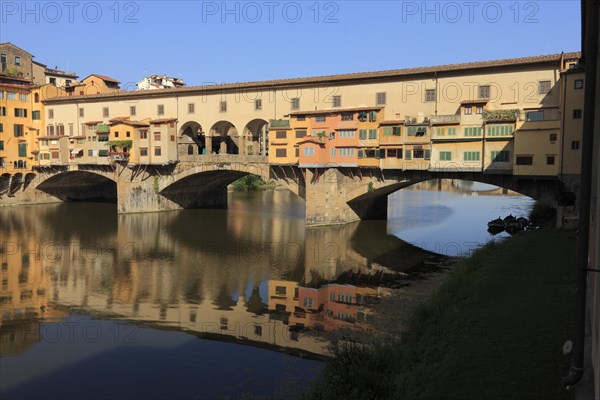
[0,173,11,196]
[242,119,269,156]
[209,121,239,155]
[37,171,117,203]
[34,93,40,103]
[8,173,23,196]
[23,173,36,190]
[178,121,205,158]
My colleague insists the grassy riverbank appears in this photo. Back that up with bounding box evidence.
[308,229,578,400]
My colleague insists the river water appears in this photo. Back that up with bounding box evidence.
[0,180,534,399]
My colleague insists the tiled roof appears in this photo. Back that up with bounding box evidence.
[84,74,120,84]
[83,120,103,125]
[149,118,178,124]
[379,120,405,126]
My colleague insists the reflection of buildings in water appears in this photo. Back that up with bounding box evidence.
[405,179,515,196]
[0,228,69,355]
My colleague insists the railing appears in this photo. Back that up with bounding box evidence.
[108,152,130,161]
[269,119,290,128]
[430,114,461,125]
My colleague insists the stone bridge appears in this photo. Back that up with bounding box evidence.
[0,156,571,226]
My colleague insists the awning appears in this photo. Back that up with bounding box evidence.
[70,148,83,155]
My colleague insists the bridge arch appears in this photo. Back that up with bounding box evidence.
[178,121,206,156]
[242,119,269,156]
[209,121,239,155]
[37,170,117,202]
[336,170,560,222]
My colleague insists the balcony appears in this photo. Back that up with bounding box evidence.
[430,114,461,125]
[482,109,520,122]
[108,152,130,161]
[269,119,290,128]
[96,124,110,133]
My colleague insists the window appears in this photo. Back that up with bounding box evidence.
[170,135,175,142]
[65,80,71,87]
[516,156,533,165]
[188,103,195,114]
[157,105,164,115]
[464,127,483,136]
[14,124,24,137]
[154,133,161,141]
[464,151,480,161]
[220,101,227,112]
[130,106,136,116]
[19,93,28,102]
[376,92,386,105]
[526,110,544,121]
[0,90,3,99]
[439,151,452,161]
[491,150,510,162]
[103,107,109,118]
[549,133,557,142]
[546,155,555,165]
[332,95,341,107]
[295,148,299,157]
[488,125,514,136]
[368,129,377,139]
[0,141,3,151]
[475,106,483,114]
[571,140,580,150]
[464,106,472,115]
[48,109,54,119]
[275,131,286,139]
[14,108,27,118]
[7,92,16,100]
[573,109,582,119]
[154,147,162,156]
[331,148,336,157]
[49,77,56,85]
[425,89,436,102]
[338,130,355,138]
[359,129,367,140]
[18,143,27,157]
[291,98,300,110]
[114,131,119,138]
[383,126,402,136]
[34,93,39,102]
[338,148,354,156]
[87,150,93,157]
[126,131,131,138]
[275,148,286,157]
[69,124,74,136]
[0,124,2,133]
[140,130,147,139]
[14,56,21,66]
[47,125,55,136]
[538,80,551,94]
[99,149,109,157]
[478,85,490,99]
[51,151,59,159]
[295,130,306,138]
[0,107,5,116]
[296,115,305,122]
[255,99,262,110]
[79,108,84,117]
[0,54,5,65]
[405,150,412,160]
[341,113,353,121]
[303,297,313,308]
[315,115,326,122]
[574,79,584,89]
[140,148,148,156]
[303,147,315,156]
[407,126,427,136]
[413,149,424,158]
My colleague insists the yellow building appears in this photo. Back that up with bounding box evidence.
[0,77,33,172]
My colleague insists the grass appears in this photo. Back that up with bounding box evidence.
[307,229,578,400]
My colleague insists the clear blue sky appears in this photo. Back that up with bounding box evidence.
[1,1,581,87]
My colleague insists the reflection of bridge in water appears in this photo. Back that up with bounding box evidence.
[0,196,443,357]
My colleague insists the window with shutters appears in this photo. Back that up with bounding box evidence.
[376,92,386,105]
[516,156,533,165]
[425,89,436,102]
[538,80,551,94]
[478,85,490,99]
[275,131,286,139]
[332,96,341,107]
[440,151,452,161]
[275,148,286,157]
[295,130,306,138]
[464,151,480,161]
[491,150,510,162]
[291,98,300,110]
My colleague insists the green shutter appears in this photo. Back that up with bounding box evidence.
[18,143,27,157]
[424,149,431,160]
[359,129,367,140]
[0,140,3,150]
[369,129,377,139]
[405,150,412,160]
[393,126,401,136]
[358,149,365,158]
[383,126,392,136]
